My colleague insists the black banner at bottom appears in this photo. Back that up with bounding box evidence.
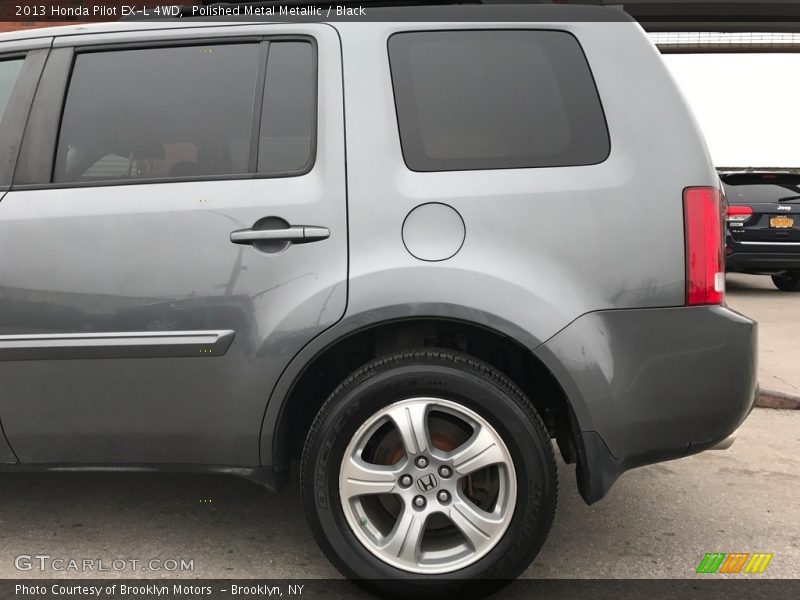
[1,579,799,600]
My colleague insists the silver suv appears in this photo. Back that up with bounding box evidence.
[0,4,757,595]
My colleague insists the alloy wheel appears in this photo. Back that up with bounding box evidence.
[338,397,517,574]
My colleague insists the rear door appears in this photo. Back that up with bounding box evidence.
[0,25,347,466]
[0,38,50,463]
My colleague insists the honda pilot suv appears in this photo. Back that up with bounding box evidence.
[0,3,757,596]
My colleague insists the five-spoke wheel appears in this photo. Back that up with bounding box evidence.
[339,397,516,573]
[301,351,557,597]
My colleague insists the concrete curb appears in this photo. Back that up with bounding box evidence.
[757,388,800,410]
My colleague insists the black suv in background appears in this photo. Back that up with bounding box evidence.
[721,170,800,291]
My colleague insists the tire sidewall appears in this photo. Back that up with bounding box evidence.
[773,273,800,292]
[303,356,555,583]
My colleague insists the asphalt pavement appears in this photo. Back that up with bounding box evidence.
[0,409,797,580]
[726,273,800,397]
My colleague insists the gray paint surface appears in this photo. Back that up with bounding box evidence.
[401,203,465,261]
[0,24,346,465]
[535,306,757,461]
[260,20,742,472]
[336,20,716,340]
[0,190,11,463]
[0,17,756,505]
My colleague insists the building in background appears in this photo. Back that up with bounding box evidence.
[0,1,202,33]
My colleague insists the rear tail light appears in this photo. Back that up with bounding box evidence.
[684,187,724,306]
[726,205,754,223]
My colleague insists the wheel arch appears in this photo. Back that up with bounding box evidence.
[259,306,586,495]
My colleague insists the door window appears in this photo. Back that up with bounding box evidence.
[258,41,316,175]
[53,40,316,185]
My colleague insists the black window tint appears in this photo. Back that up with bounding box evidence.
[258,41,315,174]
[0,59,24,123]
[388,30,610,172]
[54,44,260,183]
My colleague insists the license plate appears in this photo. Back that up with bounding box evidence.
[770,215,794,228]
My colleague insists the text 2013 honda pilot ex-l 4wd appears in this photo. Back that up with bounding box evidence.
[0,3,757,596]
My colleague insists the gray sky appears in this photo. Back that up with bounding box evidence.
[663,53,800,168]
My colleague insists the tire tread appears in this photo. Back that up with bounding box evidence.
[300,349,558,587]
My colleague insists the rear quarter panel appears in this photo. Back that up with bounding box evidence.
[260,20,724,472]
[335,21,718,346]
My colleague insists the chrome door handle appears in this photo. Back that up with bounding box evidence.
[230,226,329,245]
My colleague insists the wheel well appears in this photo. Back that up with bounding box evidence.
[278,318,579,467]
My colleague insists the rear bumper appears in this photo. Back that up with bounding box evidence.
[726,250,800,272]
[534,305,758,504]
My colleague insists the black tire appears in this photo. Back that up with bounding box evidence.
[300,350,557,598]
[772,272,800,292]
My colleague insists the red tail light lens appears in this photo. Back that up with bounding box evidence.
[684,187,724,306]
[726,205,754,223]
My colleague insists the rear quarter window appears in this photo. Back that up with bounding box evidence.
[0,58,24,123]
[388,30,609,172]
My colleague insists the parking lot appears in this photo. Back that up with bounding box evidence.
[726,273,800,396]
[0,273,797,582]
[0,410,797,580]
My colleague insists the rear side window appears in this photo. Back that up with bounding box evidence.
[53,41,316,184]
[54,44,260,183]
[388,30,610,172]
[0,59,24,123]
